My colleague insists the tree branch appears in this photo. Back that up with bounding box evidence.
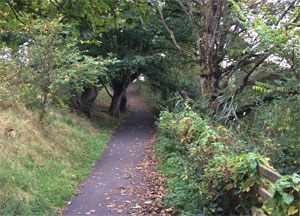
[99,79,113,98]
[49,0,61,13]
[5,0,25,25]
[233,54,270,95]
[275,0,298,25]
[156,7,198,61]
[180,90,200,108]
[184,0,205,60]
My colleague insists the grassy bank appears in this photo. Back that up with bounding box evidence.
[0,89,124,215]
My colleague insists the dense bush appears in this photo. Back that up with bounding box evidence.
[155,107,300,215]
[0,19,106,121]
[238,95,300,175]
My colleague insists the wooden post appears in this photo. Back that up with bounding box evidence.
[251,165,300,215]
[258,165,282,182]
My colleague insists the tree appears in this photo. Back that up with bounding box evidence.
[157,0,300,114]
[0,18,103,121]
[0,0,156,117]
[49,0,157,117]
[87,21,167,117]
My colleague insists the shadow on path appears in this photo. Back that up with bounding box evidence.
[63,84,156,216]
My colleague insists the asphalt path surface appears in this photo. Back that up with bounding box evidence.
[63,84,156,216]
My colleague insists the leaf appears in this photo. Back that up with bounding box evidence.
[283,193,294,205]
[250,162,257,169]
[288,206,298,215]
[132,203,141,209]
[85,209,96,215]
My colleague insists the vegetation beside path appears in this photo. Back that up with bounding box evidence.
[0,90,125,215]
[153,109,300,216]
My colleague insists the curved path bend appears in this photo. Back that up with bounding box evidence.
[63,84,156,216]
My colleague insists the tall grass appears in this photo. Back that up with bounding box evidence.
[0,89,124,215]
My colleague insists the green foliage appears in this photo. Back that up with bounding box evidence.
[0,18,106,121]
[155,107,299,215]
[0,89,123,215]
[266,174,300,216]
[238,95,300,175]
[156,109,239,214]
[0,0,155,31]
[232,154,265,193]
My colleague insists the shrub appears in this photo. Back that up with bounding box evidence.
[155,108,299,215]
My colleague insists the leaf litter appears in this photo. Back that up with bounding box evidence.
[108,136,176,215]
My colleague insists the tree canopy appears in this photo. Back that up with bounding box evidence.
[1,0,300,215]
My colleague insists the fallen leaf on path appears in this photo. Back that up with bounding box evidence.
[85,209,96,215]
[132,204,141,209]
[107,204,116,208]
[166,208,173,212]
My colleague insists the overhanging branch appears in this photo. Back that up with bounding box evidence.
[99,79,113,98]
[5,0,25,25]
[156,7,198,61]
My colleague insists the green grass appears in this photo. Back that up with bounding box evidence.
[0,89,125,215]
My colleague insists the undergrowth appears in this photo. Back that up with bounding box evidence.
[0,89,124,215]
[154,107,300,215]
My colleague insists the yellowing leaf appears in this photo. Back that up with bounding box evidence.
[288,206,298,215]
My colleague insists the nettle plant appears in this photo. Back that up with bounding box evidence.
[0,19,104,121]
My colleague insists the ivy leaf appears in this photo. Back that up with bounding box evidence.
[282,193,294,205]
[250,162,257,169]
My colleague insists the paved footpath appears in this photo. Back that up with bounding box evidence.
[63,84,156,216]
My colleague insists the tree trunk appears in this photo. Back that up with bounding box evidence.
[120,93,127,113]
[80,86,99,118]
[109,87,125,118]
[69,85,99,118]
[199,66,220,100]
[39,92,48,122]
[108,71,141,117]
[200,74,214,98]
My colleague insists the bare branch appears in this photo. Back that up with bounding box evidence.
[176,0,189,15]
[275,0,298,25]
[99,79,113,98]
[5,0,25,25]
[156,7,198,61]
[233,54,270,95]
[184,0,205,60]
[180,90,200,108]
[49,0,61,13]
